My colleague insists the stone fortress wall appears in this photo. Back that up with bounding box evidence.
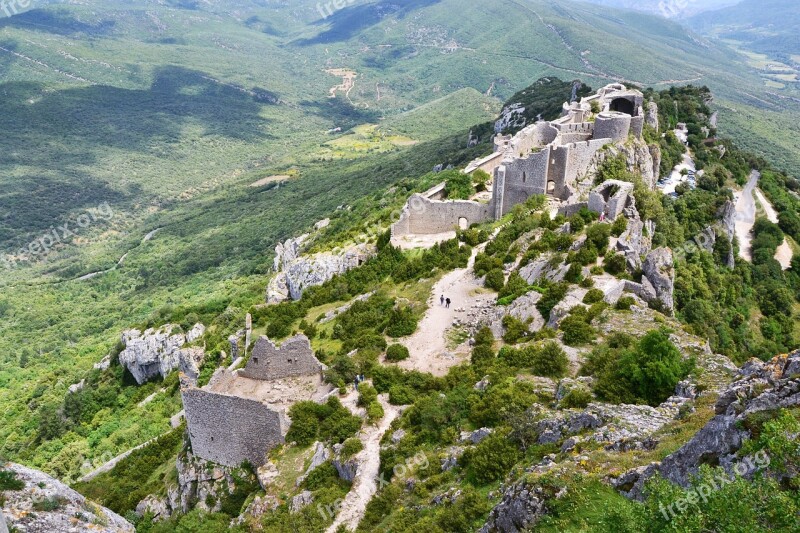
[491,83,645,218]
[240,335,324,381]
[391,187,492,238]
[391,83,648,238]
[181,387,285,467]
[181,334,327,468]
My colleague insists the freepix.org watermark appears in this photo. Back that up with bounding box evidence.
[1,202,115,269]
[659,450,771,521]
[316,0,359,20]
[1,0,33,18]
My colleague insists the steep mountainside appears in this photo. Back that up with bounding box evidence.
[0,2,799,531]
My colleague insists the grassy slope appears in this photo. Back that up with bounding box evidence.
[0,0,798,477]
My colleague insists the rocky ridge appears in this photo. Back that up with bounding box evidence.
[1,462,133,533]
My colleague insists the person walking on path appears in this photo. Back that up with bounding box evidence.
[445,297,451,309]
[440,294,445,306]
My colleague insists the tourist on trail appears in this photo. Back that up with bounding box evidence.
[445,297,451,309]
[440,294,445,306]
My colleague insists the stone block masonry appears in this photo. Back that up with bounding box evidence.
[182,387,284,467]
[240,334,324,381]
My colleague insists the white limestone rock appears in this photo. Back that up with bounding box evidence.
[118,324,206,385]
[267,240,375,303]
[1,462,133,532]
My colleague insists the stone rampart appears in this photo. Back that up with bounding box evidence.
[240,335,323,381]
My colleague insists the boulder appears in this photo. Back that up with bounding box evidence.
[1,462,133,532]
[332,443,360,482]
[460,427,493,445]
[290,491,314,513]
[519,253,570,285]
[491,290,545,337]
[641,248,675,315]
[118,324,206,385]
[478,481,547,533]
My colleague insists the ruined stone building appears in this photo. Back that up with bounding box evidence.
[181,334,329,468]
[392,84,649,239]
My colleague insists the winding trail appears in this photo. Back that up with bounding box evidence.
[326,395,401,533]
[734,170,760,261]
[754,189,793,270]
[396,248,493,376]
[734,170,792,269]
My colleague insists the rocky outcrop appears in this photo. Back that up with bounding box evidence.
[616,203,651,270]
[119,323,206,385]
[645,101,659,132]
[519,253,569,285]
[290,491,314,512]
[296,442,330,486]
[478,480,547,533]
[136,452,257,520]
[718,200,736,268]
[640,248,675,315]
[623,351,800,500]
[1,462,133,532]
[490,290,545,338]
[585,139,660,190]
[332,442,360,482]
[267,239,375,303]
[546,287,588,329]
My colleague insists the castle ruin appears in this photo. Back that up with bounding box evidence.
[392,83,646,240]
[181,334,329,467]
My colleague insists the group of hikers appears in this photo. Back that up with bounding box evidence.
[440,294,451,308]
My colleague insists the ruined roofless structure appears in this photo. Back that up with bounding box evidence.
[180,334,328,467]
[392,84,645,238]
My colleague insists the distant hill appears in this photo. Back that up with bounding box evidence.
[580,0,741,18]
[688,0,800,63]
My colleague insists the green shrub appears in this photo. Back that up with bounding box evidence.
[341,438,364,459]
[471,344,496,370]
[367,401,385,422]
[464,434,520,484]
[388,385,414,405]
[0,470,23,491]
[610,216,628,237]
[559,387,593,409]
[583,289,604,304]
[586,223,612,251]
[385,306,418,337]
[560,314,597,346]
[616,296,636,310]
[287,397,362,446]
[385,344,410,362]
[357,382,378,407]
[531,341,569,378]
[604,253,627,275]
[586,329,692,406]
[443,170,474,200]
[564,262,583,283]
[502,315,529,344]
[485,268,506,291]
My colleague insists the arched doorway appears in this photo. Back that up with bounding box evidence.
[547,181,556,195]
[610,97,635,115]
[458,217,469,230]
